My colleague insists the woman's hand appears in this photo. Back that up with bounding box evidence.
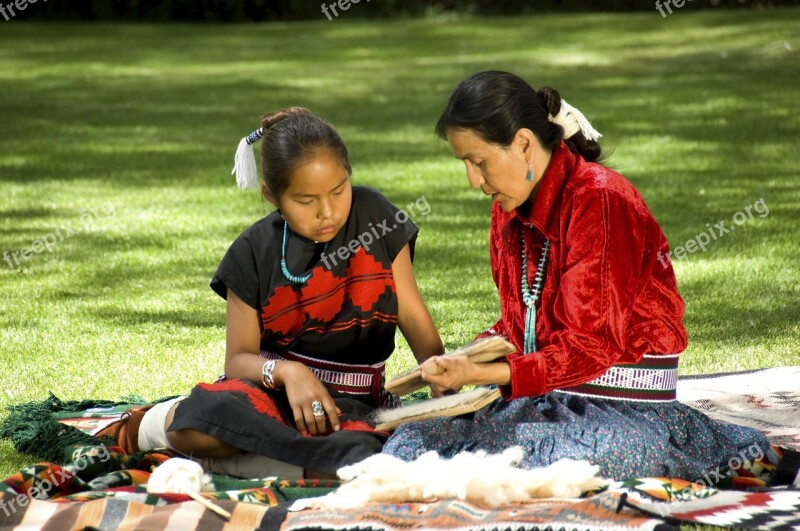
[420,355,473,391]
[421,356,512,390]
[429,381,454,398]
[274,361,340,436]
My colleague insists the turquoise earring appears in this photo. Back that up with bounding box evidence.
[526,168,533,181]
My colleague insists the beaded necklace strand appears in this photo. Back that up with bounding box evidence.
[521,235,550,354]
[281,221,328,284]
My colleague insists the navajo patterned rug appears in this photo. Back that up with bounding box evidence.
[0,443,793,529]
[1,367,799,530]
[0,493,276,530]
[3,483,800,530]
[281,493,668,531]
[624,488,800,530]
[280,489,800,531]
[677,366,800,451]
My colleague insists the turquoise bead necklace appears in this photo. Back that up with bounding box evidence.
[281,221,328,284]
[521,234,550,354]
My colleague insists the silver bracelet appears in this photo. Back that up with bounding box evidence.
[261,360,279,390]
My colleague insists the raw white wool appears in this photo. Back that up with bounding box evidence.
[292,446,607,510]
[147,457,213,493]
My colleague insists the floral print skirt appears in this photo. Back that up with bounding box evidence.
[382,391,772,482]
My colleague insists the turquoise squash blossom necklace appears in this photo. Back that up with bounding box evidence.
[281,221,328,284]
[521,233,551,354]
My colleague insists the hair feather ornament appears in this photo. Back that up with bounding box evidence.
[548,100,602,142]
[231,127,264,190]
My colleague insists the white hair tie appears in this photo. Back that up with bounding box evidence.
[548,100,602,142]
[231,127,264,191]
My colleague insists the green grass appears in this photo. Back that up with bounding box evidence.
[1,9,798,494]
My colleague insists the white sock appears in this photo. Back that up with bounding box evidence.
[138,397,185,451]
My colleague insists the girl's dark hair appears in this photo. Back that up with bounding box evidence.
[435,71,604,163]
[259,107,352,198]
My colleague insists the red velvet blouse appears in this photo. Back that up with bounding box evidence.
[479,142,687,399]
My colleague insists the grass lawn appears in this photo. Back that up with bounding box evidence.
[1,7,798,496]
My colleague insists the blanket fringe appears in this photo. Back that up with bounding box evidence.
[0,392,150,463]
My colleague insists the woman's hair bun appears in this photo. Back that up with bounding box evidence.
[536,87,562,118]
[260,107,312,130]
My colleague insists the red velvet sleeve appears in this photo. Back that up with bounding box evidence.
[503,189,652,398]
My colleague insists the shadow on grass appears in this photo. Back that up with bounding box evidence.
[90,306,222,329]
[1,12,797,365]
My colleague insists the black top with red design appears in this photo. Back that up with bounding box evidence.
[211,186,418,366]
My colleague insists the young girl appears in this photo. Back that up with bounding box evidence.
[382,71,772,482]
[129,107,444,478]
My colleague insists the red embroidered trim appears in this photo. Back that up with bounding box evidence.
[198,380,286,424]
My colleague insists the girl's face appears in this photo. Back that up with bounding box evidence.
[268,148,352,243]
[446,128,541,213]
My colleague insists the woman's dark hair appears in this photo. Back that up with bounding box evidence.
[435,71,604,163]
[259,107,352,198]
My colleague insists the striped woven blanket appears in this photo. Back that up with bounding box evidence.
[1,366,799,530]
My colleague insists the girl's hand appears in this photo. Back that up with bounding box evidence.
[276,361,340,436]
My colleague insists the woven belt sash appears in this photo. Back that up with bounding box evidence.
[556,354,679,402]
[259,350,387,401]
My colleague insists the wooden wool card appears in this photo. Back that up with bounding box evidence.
[372,387,502,431]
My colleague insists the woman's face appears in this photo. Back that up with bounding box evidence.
[446,128,538,212]
[267,148,353,243]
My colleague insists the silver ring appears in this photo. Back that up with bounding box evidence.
[311,400,324,417]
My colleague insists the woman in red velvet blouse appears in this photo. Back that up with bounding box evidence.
[382,71,772,481]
